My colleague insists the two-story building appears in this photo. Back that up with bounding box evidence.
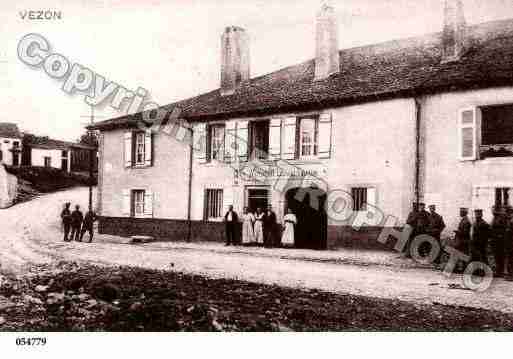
[91,0,513,250]
[0,123,22,167]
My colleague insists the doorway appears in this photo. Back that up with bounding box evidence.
[246,187,270,213]
[285,187,327,250]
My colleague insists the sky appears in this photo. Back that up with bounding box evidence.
[1,0,513,141]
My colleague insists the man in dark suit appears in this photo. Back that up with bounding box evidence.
[224,205,239,246]
[70,205,84,242]
[264,206,277,248]
[60,202,72,241]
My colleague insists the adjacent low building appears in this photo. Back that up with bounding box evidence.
[0,123,22,167]
[91,0,513,250]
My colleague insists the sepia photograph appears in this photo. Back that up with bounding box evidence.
[2,0,513,355]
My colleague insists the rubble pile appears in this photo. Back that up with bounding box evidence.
[1,261,513,331]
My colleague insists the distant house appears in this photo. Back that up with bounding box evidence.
[24,136,97,173]
[0,123,22,166]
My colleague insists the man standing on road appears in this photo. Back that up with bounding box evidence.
[80,209,97,243]
[404,202,418,257]
[454,207,471,272]
[491,206,507,277]
[60,202,72,242]
[471,209,490,265]
[224,205,239,246]
[70,205,84,242]
[427,204,446,263]
[264,206,278,248]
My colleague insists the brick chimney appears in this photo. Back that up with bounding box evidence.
[442,0,468,63]
[314,3,339,81]
[220,26,250,96]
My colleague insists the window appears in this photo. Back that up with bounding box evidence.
[250,120,269,160]
[299,117,318,159]
[495,188,510,208]
[135,132,145,165]
[204,189,223,220]
[208,124,225,161]
[44,156,51,167]
[351,187,368,211]
[246,187,270,213]
[132,190,145,217]
[62,150,68,158]
[482,105,513,146]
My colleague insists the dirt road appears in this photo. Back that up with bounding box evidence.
[2,187,513,313]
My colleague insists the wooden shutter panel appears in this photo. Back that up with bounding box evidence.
[124,132,133,168]
[269,118,282,160]
[144,190,153,218]
[282,117,297,160]
[366,188,376,208]
[122,189,131,216]
[144,129,152,167]
[193,123,207,163]
[318,113,333,159]
[237,120,249,162]
[225,121,236,163]
[459,108,480,161]
[222,188,232,215]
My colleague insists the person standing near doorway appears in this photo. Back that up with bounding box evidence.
[491,206,508,277]
[70,205,84,242]
[454,207,471,272]
[224,205,239,246]
[282,208,297,248]
[241,207,255,245]
[264,206,277,248]
[254,207,265,245]
[60,202,72,242]
[427,204,445,263]
[404,202,419,257]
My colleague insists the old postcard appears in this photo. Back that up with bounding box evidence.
[1,0,513,356]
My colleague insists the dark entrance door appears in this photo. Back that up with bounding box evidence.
[285,187,327,250]
[247,188,269,213]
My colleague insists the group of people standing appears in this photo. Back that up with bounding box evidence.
[406,201,513,279]
[60,202,97,243]
[224,205,297,248]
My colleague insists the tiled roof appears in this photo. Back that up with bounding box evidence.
[0,123,22,139]
[26,136,95,151]
[90,18,513,131]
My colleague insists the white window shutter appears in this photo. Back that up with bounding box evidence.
[366,187,376,208]
[282,117,297,160]
[144,190,153,218]
[122,189,131,216]
[458,108,480,161]
[269,118,282,160]
[225,121,237,163]
[318,113,333,159]
[223,188,232,215]
[144,129,152,167]
[193,123,207,163]
[237,120,249,162]
[124,132,133,168]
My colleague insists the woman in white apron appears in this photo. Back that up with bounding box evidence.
[282,208,297,248]
[241,207,255,245]
[254,207,265,245]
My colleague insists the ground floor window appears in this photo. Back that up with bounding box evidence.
[351,187,368,211]
[246,187,270,213]
[132,189,145,217]
[44,156,51,167]
[495,188,510,208]
[204,189,223,220]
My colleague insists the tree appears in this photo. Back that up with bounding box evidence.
[80,130,99,148]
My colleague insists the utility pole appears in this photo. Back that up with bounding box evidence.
[80,105,103,212]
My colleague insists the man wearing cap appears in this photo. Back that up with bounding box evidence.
[505,207,513,280]
[491,206,508,277]
[471,209,490,265]
[405,202,419,257]
[454,208,471,272]
[427,205,446,262]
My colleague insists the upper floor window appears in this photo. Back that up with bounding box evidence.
[124,130,152,168]
[250,120,269,160]
[135,132,145,165]
[208,124,225,162]
[299,117,318,159]
[471,104,513,160]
